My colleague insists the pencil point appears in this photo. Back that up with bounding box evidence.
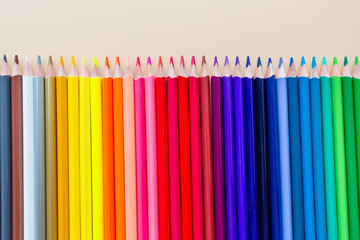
[257,57,262,67]
[93,57,98,68]
[136,57,141,67]
[116,57,120,66]
[59,56,64,67]
[344,56,348,66]
[70,56,75,67]
[180,56,185,67]
[214,56,218,66]
[235,56,240,66]
[290,57,294,67]
[147,57,152,66]
[279,57,283,68]
[3,55,7,63]
[37,55,41,65]
[48,56,52,65]
[126,56,130,67]
[246,56,251,67]
[105,56,110,69]
[225,56,229,66]
[202,56,206,65]
[312,57,316,69]
[191,56,196,66]
[158,56,163,67]
[268,58,272,67]
[356,56,359,65]
[333,57,338,65]
[170,57,174,67]
[322,57,327,65]
[301,56,305,66]
[14,55,19,64]
[82,56,87,66]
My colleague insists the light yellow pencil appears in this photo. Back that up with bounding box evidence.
[79,56,92,239]
[68,56,81,239]
[91,57,104,240]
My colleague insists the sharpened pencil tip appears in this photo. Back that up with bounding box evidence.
[116,57,120,66]
[71,56,75,67]
[15,55,19,64]
[322,57,327,65]
[158,56,163,67]
[301,56,306,66]
[191,56,196,66]
[48,56,52,65]
[257,57,262,67]
[93,57,98,68]
[82,56,87,66]
[105,56,110,69]
[225,56,229,66]
[279,57,283,68]
[170,57,174,67]
[37,55,41,65]
[268,58,272,67]
[180,56,185,67]
[126,56,130,67]
[147,57,152,66]
[136,57,141,67]
[344,56,348,66]
[59,56,64,67]
[26,56,30,63]
[214,56,218,66]
[355,56,359,65]
[333,57,338,65]
[3,55,7,63]
[312,57,316,69]
[235,56,240,66]
[290,57,294,67]
[246,56,251,67]
[202,56,206,65]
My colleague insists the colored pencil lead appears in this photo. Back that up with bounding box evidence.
[169,57,174,67]
[214,56,218,66]
[180,56,185,67]
[322,57,327,66]
[257,57,262,67]
[301,56,306,66]
[15,55,19,64]
[191,56,196,66]
[59,56,64,67]
[202,56,206,65]
[147,57,152,66]
[225,56,229,66]
[93,57,98,68]
[26,56,30,63]
[333,57,338,65]
[344,57,349,66]
[312,57,316,69]
[246,56,251,67]
[82,56,87,66]
[3,54,7,63]
[126,56,130,67]
[268,58,272,67]
[235,56,240,66]
[136,57,141,67]
[116,57,120,66]
[70,56,75,67]
[105,56,110,69]
[37,55,41,65]
[355,56,359,65]
[290,57,294,67]
[48,56,52,65]
[279,57,283,68]
[158,56,163,67]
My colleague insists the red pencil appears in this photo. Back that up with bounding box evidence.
[189,56,204,240]
[155,56,171,240]
[178,56,193,240]
[200,56,215,240]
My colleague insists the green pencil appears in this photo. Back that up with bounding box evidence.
[342,57,360,240]
[320,58,338,240]
[353,57,360,205]
[331,57,349,240]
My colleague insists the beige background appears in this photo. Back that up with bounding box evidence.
[1,0,360,72]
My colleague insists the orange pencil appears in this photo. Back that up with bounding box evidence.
[102,57,116,239]
[113,57,126,239]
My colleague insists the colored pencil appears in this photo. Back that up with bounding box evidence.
[189,56,204,240]
[233,56,248,240]
[56,56,69,240]
[299,57,316,240]
[211,57,226,240]
[145,57,159,240]
[11,55,23,240]
[342,57,360,240]
[254,57,270,240]
[287,58,305,240]
[331,57,349,239]
[353,57,360,207]
[79,56,92,240]
[123,57,137,239]
[0,55,12,240]
[134,57,148,240]
[178,56,193,240]
[34,56,46,239]
[167,57,181,240]
[90,57,104,240]
[320,57,338,240]
[102,57,116,240]
[68,56,81,240]
[200,56,215,240]
[276,58,292,240]
[156,56,171,240]
[113,57,125,239]
[23,56,35,240]
[244,57,259,240]
[310,57,327,240]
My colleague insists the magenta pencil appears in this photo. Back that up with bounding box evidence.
[167,57,181,240]
[134,57,148,240]
[189,56,204,240]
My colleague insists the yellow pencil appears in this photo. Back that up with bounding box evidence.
[91,57,104,240]
[56,56,69,239]
[68,56,81,239]
[79,56,92,239]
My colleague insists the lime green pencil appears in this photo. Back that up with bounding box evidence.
[353,57,360,205]
[342,57,360,240]
[331,57,349,240]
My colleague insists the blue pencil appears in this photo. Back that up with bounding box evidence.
[233,56,248,240]
[267,58,282,240]
[277,58,293,240]
[0,55,12,240]
[299,56,316,240]
[287,58,305,240]
[244,57,259,240]
[222,56,237,240]
[310,57,327,240]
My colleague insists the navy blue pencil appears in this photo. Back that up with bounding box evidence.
[0,55,12,240]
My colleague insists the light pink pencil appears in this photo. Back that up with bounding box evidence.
[134,57,148,240]
[145,57,159,240]
[123,57,138,239]
[167,57,182,240]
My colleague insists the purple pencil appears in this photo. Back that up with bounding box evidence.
[233,56,248,240]
[211,57,226,240]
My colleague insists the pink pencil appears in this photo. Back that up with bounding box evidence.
[145,57,159,240]
[189,56,204,239]
[167,57,182,240]
[134,57,148,240]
